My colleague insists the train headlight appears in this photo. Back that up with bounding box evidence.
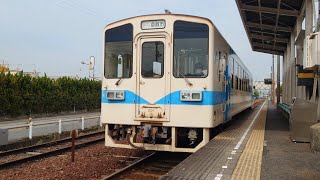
[180,91,202,102]
[106,90,125,100]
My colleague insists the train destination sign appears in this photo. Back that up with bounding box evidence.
[141,20,166,30]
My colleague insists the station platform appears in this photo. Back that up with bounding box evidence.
[161,101,320,180]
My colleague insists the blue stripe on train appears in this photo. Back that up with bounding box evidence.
[101,90,226,106]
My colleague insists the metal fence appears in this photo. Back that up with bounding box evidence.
[4,115,102,140]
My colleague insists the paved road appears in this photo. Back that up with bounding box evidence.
[0,112,101,142]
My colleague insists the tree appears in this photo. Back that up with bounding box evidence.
[254,89,260,98]
[0,73,101,118]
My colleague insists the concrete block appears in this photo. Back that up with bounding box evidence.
[310,123,320,153]
[0,129,8,145]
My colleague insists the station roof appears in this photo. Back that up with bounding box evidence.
[236,0,304,55]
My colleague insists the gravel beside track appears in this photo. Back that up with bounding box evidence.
[0,142,146,180]
[0,131,105,168]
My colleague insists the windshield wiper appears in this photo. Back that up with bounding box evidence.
[115,67,131,86]
[115,78,122,85]
[178,70,193,86]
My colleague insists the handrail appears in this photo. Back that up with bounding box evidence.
[278,103,291,115]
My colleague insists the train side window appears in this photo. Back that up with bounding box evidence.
[230,58,234,89]
[243,79,245,92]
[243,78,245,92]
[236,76,238,90]
[141,41,164,78]
[244,72,248,91]
[231,74,234,89]
[246,79,248,92]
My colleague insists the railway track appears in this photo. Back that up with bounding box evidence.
[104,152,190,180]
[0,130,105,169]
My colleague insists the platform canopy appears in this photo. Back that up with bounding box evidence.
[236,0,304,55]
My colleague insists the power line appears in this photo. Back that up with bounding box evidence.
[50,0,107,23]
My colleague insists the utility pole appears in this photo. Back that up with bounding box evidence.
[272,55,276,104]
[270,55,274,102]
[81,56,95,80]
[277,55,281,105]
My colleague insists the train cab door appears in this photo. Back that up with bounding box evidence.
[219,52,228,121]
[135,37,170,121]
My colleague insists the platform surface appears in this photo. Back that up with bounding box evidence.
[161,101,267,180]
[261,102,320,180]
[162,101,320,180]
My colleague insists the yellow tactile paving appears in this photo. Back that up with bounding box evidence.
[231,101,268,180]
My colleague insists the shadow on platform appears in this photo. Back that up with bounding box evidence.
[261,101,320,180]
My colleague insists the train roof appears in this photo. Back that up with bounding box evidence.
[105,14,214,28]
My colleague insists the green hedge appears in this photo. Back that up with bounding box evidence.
[0,72,101,117]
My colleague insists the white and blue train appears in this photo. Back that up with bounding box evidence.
[101,14,253,152]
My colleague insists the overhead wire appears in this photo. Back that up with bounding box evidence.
[50,0,107,23]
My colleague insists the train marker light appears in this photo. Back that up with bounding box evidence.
[180,91,202,102]
[106,90,125,100]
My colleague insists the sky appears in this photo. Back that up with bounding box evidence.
[0,0,275,81]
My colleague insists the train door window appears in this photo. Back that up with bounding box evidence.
[230,58,234,89]
[104,24,133,79]
[141,41,164,78]
[173,21,209,78]
[219,52,227,82]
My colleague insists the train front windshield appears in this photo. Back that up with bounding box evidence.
[104,21,209,79]
[104,24,133,79]
[173,21,209,78]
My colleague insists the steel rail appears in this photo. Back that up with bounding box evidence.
[102,152,157,180]
[0,130,104,156]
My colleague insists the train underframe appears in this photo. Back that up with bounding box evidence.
[105,124,214,152]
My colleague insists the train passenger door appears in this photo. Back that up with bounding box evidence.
[135,37,170,121]
[219,52,228,121]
